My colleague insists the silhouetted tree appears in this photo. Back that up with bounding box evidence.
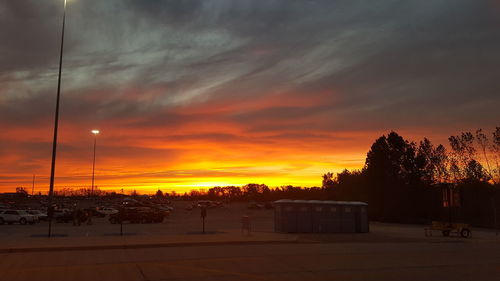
[433,144,450,183]
[476,129,493,180]
[492,127,500,182]
[449,132,476,181]
[322,172,335,189]
[15,187,28,196]
[155,189,164,198]
[464,159,490,183]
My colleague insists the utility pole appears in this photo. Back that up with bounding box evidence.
[91,130,100,196]
[31,174,35,196]
[47,0,67,238]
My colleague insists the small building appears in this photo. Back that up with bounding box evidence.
[274,200,369,233]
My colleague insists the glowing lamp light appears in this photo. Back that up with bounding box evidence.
[91,130,100,135]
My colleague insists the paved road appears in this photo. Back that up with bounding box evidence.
[2,241,500,281]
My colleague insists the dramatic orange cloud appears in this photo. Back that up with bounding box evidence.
[0,94,368,194]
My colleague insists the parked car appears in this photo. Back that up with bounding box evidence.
[27,210,48,221]
[196,200,222,208]
[197,200,212,208]
[53,208,71,218]
[109,207,164,224]
[87,208,106,218]
[56,208,95,223]
[55,211,74,223]
[97,207,119,216]
[0,210,37,225]
[52,208,73,223]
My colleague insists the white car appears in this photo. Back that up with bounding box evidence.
[27,210,48,221]
[97,207,119,215]
[53,208,71,218]
[0,210,37,225]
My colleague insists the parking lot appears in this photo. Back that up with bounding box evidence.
[1,201,499,242]
[2,201,500,281]
[0,201,276,239]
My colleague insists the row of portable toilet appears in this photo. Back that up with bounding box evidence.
[274,200,369,233]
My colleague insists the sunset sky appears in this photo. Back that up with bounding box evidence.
[1,0,499,194]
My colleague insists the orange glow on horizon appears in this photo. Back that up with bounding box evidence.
[1,119,458,195]
[0,128,367,194]
[0,85,461,195]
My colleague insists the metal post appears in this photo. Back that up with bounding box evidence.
[31,174,35,196]
[448,187,453,226]
[119,206,124,236]
[91,134,97,196]
[47,0,66,238]
[492,198,498,236]
[201,207,207,234]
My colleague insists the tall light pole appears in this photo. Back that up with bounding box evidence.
[91,130,100,196]
[32,174,35,196]
[47,0,68,238]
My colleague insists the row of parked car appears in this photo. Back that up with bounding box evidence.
[109,207,166,224]
[0,206,121,225]
[185,200,224,211]
[0,198,175,225]
[0,209,47,225]
[50,205,171,225]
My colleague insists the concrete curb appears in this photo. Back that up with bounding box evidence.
[0,239,311,254]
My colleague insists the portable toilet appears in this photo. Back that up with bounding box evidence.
[293,200,311,232]
[274,200,368,233]
[355,203,369,233]
[339,202,356,232]
[276,200,297,233]
[309,200,326,233]
[325,201,342,232]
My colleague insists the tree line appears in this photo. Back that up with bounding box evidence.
[194,127,500,227]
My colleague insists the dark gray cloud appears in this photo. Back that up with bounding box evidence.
[1,0,498,128]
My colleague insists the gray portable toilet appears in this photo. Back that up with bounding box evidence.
[339,202,356,232]
[325,201,342,233]
[274,200,368,233]
[309,200,326,233]
[295,200,312,232]
[280,200,298,233]
[355,203,369,233]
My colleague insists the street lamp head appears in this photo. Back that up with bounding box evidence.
[91,130,100,135]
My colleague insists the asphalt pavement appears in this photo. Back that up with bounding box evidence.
[1,202,500,280]
[2,240,500,281]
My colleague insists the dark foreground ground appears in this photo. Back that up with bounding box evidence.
[1,202,500,281]
[2,241,500,281]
